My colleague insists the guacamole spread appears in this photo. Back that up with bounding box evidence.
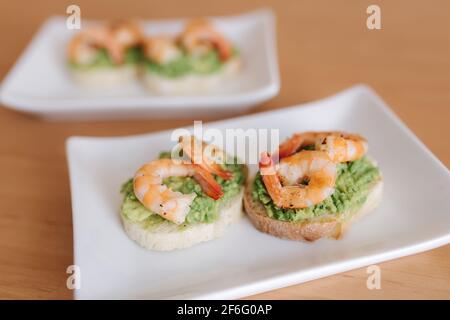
[252,157,380,222]
[69,46,142,69]
[144,48,238,78]
[120,152,246,227]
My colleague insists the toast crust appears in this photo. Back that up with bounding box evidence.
[244,177,383,242]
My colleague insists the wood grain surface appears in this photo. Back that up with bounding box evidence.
[0,0,449,299]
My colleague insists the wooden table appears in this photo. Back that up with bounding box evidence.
[1,0,449,299]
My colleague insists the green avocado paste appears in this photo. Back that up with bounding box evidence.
[252,156,381,222]
[120,152,245,228]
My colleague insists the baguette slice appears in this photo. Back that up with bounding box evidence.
[70,65,138,86]
[244,178,383,242]
[122,189,244,251]
[141,57,241,95]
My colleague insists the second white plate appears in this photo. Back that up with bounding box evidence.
[0,9,279,120]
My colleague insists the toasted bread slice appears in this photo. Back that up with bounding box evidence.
[70,65,138,86]
[122,163,248,251]
[141,56,241,95]
[243,178,383,242]
[122,189,244,251]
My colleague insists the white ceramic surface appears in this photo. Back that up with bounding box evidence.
[67,85,450,299]
[0,9,279,120]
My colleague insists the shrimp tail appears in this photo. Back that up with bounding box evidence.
[259,152,284,207]
[105,42,124,64]
[180,135,233,180]
[213,34,232,61]
[277,135,303,159]
[193,165,224,200]
[208,163,233,180]
[259,152,277,176]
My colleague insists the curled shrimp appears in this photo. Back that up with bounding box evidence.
[68,26,113,65]
[179,135,233,180]
[277,132,331,159]
[259,151,337,209]
[133,159,223,224]
[180,19,232,61]
[277,131,368,163]
[109,20,142,49]
[68,21,142,65]
[316,132,368,163]
[143,36,181,65]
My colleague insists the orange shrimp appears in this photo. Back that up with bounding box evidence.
[143,36,182,64]
[180,19,232,61]
[133,159,223,224]
[68,21,142,65]
[316,132,368,163]
[276,132,331,159]
[259,151,337,209]
[179,135,233,180]
[276,131,368,163]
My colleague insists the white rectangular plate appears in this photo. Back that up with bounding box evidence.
[0,9,279,120]
[67,85,450,299]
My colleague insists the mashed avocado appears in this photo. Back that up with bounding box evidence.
[252,157,380,222]
[120,152,245,227]
[144,48,238,78]
[69,46,142,69]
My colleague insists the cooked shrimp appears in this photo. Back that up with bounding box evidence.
[68,26,112,65]
[179,135,233,180]
[109,20,142,49]
[143,36,182,64]
[107,21,142,63]
[316,133,368,163]
[180,19,232,61]
[68,21,142,65]
[259,151,337,209]
[276,131,368,163]
[277,132,331,159]
[133,159,223,224]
